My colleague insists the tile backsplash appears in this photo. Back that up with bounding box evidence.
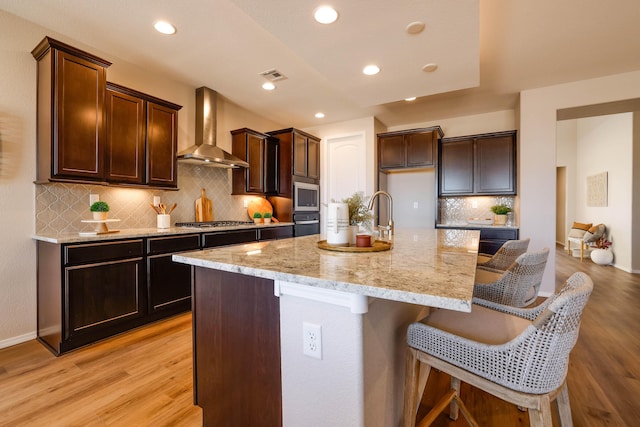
[438,196,517,226]
[36,164,257,233]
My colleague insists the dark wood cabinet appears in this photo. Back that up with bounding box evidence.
[478,228,519,255]
[32,37,180,189]
[268,128,321,196]
[37,239,146,355]
[378,127,443,171]
[192,268,282,426]
[231,128,279,194]
[106,83,181,188]
[439,130,517,196]
[32,37,111,183]
[146,234,200,314]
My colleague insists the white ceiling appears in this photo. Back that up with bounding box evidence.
[1,0,640,128]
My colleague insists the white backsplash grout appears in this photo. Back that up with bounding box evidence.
[35,164,257,233]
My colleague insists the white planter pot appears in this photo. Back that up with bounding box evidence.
[590,248,613,265]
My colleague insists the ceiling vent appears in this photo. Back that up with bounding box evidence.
[260,68,288,82]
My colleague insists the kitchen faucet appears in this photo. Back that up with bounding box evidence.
[367,191,394,239]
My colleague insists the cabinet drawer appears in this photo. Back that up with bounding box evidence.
[479,229,518,240]
[202,230,257,248]
[259,226,293,241]
[65,239,144,266]
[147,234,200,255]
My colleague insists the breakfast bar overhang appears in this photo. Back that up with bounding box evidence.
[173,228,479,427]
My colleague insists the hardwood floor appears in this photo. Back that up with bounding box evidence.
[0,314,201,426]
[0,245,638,426]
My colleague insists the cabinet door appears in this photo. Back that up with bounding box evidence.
[264,137,279,194]
[439,139,474,195]
[146,101,178,187]
[293,132,307,177]
[307,137,320,180]
[65,258,144,339]
[53,50,107,180]
[246,132,266,193]
[379,135,405,170]
[105,87,145,184]
[406,131,434,167]
[147,254,192,313]
[475,135,516,194]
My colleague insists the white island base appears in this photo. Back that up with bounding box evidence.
[277,280,428,427]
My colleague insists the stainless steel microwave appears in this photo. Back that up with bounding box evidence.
[293,181,320,212]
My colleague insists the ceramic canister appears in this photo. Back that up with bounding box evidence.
[326,202,350,245]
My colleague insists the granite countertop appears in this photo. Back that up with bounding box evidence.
[32,222,294,244]
[173,228,480,311]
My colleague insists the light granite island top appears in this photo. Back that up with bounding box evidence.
[174,227,480,427]
[174,227,480,312]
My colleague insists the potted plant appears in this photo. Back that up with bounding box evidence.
[90,201,110,220]
[252,212,262,224]
[341,192,374,244]
[263,212,272,224]
[590,237,613,265]
[490,204,512,225]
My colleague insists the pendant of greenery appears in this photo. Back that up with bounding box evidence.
[89,201,110,212]
[340,191,374,227]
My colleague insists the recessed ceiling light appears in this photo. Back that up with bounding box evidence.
[422,63,438,72]
[154,21,176,35]
[404,97,417,102]
[315,112,325,119]
[314,6,338,24]
[406,21,425,35]
[262,82,276,91]
[362,65,380,75]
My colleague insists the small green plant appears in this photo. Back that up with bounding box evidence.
[90,201,110,212]
[263,212,272,218]
[490,204,512,215]
[252,212,262,219]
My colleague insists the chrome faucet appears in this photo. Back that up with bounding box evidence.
[367,191,394,239]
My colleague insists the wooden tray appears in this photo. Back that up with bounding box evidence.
[317,240,392,252]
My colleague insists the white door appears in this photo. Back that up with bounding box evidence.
[322,132,367,234]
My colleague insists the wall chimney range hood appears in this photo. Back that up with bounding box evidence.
[177,86,249,168]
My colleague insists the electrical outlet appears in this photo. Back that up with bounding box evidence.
[303,322,322,360]
[413,201,419,209]
[89,194,99,206]
[153,196,161,206]
[243,199,249,208]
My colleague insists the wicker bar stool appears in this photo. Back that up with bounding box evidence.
[403,272,593,427]
[473,247,549,307]
[476,238,530,271]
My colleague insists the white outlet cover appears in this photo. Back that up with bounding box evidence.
[303,322,322,360]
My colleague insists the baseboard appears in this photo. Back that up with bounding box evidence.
[0,331,37,350]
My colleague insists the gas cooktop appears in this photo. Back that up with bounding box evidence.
[174,220,255,228]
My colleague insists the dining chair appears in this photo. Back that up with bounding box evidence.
[403,271,593,427]
[473,247,549,307]
[476,238,530,271]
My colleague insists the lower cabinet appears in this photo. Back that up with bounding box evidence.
[146,234,200,314]
[479,228,519,255]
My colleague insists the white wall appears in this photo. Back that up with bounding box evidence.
[387,109,516,138]
[520,70,640,292]
[0,10,283,347]
[575,114,633,270]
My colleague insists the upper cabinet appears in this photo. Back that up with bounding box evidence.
[439,130,517,196]
[268,128,320,189]
[106,83,181,188]
[377,126,444,172]
[32,37,181,189]
[32,37,111,183]
[231,128,279,195]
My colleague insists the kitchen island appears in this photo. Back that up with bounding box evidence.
[173,228,479,427]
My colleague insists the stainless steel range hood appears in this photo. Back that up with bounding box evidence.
[177,86,249,168]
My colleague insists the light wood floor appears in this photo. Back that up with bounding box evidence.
[0,245,638,426]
